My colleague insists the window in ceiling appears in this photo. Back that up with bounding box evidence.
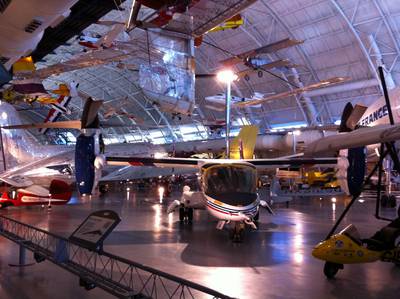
[148,130,167,144]
[124,133,144,143]
[234,117,251,126]
[270,122,308,132]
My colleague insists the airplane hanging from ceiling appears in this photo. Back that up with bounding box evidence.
[204,92,272,110]
[126,0,256,36]
[206,76,350,110]
[0,57,79,111]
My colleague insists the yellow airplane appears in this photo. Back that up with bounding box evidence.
[304,170,340,189]
[194,14,244,47]
[1,57,73,105]
[208,14,244,32]
[313,217,400,278]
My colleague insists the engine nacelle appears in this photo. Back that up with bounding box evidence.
[336,147,366,197]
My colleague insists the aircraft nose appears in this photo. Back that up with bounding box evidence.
[311,242,326,260]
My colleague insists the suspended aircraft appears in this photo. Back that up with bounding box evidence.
[204,92,271,109]
[126,0,256,36]
[0,0,81,70]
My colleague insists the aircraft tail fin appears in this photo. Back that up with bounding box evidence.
[0,102,44,170]
[229,125,259,159]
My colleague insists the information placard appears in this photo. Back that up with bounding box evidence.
[69,210,120,251]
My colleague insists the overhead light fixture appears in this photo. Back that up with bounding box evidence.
[216,69,238,83]
[293,130,301,136]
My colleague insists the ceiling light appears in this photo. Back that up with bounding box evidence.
[216,69,238,83]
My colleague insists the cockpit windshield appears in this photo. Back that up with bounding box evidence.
[203,163,257,205]
[340,224,362,244]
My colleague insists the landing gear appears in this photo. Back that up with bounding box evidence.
[230,223,245,243]
[323,262,343,279]
[99,184,109,195]
[381,194,396,208]
[389,195,397,208]
[179,206,193,223]
[254,211,259,222]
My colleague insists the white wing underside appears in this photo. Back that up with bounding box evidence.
[0,150,74,187]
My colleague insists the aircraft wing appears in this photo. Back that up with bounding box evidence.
[191,0,258,36]
[235,59,292,78]
[305,124,400,156]
[100,165,197,182]
[106,156,201,168]
[234,77,349,108]
[162,0,257,37]
[0,150,74,187]
[32,48,134,80]
[220,39,303,67]
[106,156,338,170]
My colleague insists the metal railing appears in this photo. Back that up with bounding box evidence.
[0,215,234,299]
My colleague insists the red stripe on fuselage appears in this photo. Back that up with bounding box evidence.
[129,162,144,166]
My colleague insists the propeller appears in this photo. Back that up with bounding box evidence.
[339,102,367,132]
[2,97,105,196]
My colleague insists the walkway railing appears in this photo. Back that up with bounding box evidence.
[0,215,234,299]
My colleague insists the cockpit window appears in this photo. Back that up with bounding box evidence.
[203,164,256,196]
[340,224,362,244]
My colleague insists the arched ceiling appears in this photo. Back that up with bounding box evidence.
[14,0,400,143]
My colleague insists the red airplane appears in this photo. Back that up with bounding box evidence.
[0,180,72,209]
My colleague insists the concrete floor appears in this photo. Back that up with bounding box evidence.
[0,187,399,299]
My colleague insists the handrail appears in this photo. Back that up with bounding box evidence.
[0,215,235,299]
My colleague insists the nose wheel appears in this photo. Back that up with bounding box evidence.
[323,262,343,279]
[230,223,245,242]
[381,194,397,208]
[179,207,193,223]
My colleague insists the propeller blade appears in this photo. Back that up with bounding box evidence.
[345,104,368,131]
[339,102,354,132]
[81,97,103,128]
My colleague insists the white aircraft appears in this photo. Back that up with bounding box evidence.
[205,92,267,109]
[0,0,79,69]
[304,87,400,156]
[106,125,339,241]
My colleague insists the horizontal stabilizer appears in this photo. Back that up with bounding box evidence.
[81,97,103,128]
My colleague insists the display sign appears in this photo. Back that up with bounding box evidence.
[69,210,120,251]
